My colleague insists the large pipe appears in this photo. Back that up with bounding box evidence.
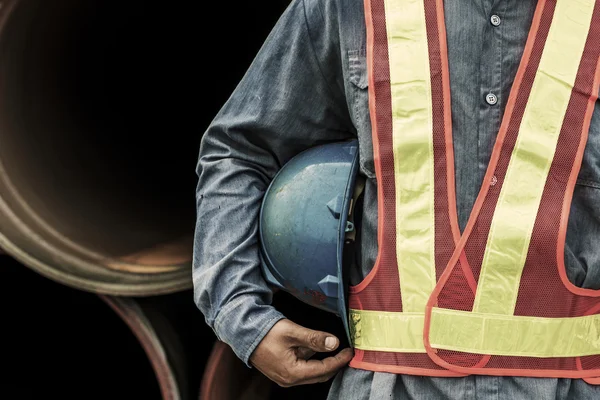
[4,254,216,399]
[0,0,200,295]
[101,293,217,400]
[199,340,272,400]
[0,0,293,296]
[101,295,189,400]
[3,255,172,398]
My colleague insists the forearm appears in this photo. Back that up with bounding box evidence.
[193,151,286,364]
[192,0,354,365]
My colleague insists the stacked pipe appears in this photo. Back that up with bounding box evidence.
[3,255,212,399]
[0,0,347,398]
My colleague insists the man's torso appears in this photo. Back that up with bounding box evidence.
[329,0,600,398]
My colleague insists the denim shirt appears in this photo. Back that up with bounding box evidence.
[193,0,600,398]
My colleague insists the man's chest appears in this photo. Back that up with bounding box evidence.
[341,0,600,228]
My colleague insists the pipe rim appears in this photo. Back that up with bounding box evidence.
[0,0,194,295]
[100,295,182,400]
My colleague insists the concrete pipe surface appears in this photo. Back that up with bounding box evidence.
[0,0,289,295]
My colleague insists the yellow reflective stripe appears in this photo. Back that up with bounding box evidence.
[349,309,426,352]
[430,307,600,357]
[352,306,600,356]
[473,0,596,315]
[352,1,435,354]
[385,0,436,312]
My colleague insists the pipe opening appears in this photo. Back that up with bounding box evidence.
[0,0,198,263]
[0,0,199,290]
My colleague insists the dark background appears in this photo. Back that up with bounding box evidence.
[2,1,349,399]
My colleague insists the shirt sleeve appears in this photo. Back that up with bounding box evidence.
[193,0,355,366]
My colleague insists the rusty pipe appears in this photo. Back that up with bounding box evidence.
[101,295,189,400]
[199,341,272,400]
[4,255,218,399]
[0,0,298,296]
[3,257,172,398]
[101,290,220,400]
[0,0,200,295]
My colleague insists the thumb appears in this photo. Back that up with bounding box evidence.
[289,325,340,353]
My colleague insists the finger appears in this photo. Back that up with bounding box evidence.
[287,325,340,353]
[293,348,354,383]
[294,346,316,360]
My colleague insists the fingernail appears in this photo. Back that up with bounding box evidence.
[325,337,337,350]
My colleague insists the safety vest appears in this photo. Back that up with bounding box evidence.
[348,0,600,382]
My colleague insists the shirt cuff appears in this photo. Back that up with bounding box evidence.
[213,295,286,367]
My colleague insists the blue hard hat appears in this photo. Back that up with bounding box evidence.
[259,139,360,341]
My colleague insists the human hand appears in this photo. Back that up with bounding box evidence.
[249,318,354,387]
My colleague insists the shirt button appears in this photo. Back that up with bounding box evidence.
[486,93,498,105]
[490,15,501,27]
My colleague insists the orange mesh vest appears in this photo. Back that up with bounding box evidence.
[348,0,600,381]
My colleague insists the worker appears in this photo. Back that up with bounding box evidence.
[193,0,600,398]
